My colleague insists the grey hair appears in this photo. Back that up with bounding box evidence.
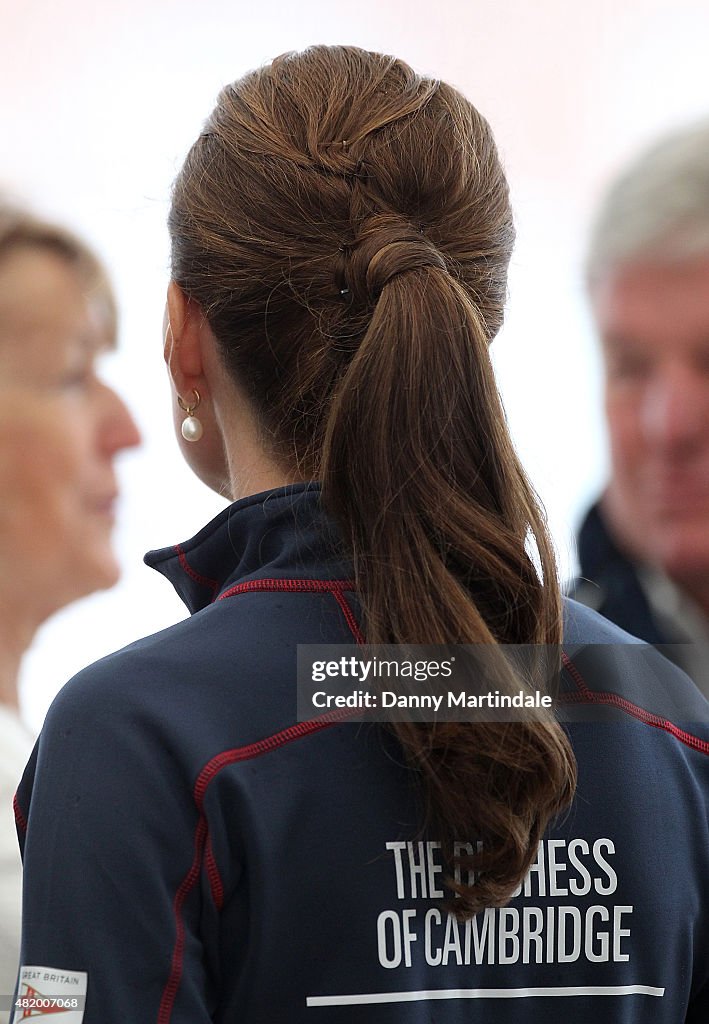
[586,119,709,284]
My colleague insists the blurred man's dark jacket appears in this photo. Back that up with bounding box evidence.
[569,501,709,699]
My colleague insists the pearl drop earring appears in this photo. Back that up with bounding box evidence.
[178,389,203,442]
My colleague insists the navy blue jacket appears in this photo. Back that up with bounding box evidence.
[14,484,709,1022]
[569,501,671,645]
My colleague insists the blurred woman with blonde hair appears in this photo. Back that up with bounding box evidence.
[0,203,139,1007]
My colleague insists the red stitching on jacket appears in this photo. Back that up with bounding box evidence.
[13,792,27,834]
[159,576,364,1016]
[174,544,220,597]
[193,712,358,915]
[218,576,364,644]
[157,817,208,1024]
[331,589,366,645]
[194,709,357,810]
[561,652,709,756]
[218,577,356,601]
[185,577,361,914]
[204,835,224,911]
[159,709,358,1021]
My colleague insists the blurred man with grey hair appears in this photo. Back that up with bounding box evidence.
[570,120,709,692]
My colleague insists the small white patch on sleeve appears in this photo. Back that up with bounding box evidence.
[10,965,87,1022]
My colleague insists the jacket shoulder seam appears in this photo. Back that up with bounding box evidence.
[561,652,709,756]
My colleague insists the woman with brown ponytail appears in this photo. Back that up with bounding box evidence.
[14,46,709,1024]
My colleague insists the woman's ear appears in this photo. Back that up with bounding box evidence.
[163,282,232,496]
[164,281,204,395]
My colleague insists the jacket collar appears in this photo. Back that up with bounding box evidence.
[575,499,670,644]
[144,482,350,614]
[576,499,627,581]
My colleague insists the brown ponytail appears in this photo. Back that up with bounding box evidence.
[169,45,576,916]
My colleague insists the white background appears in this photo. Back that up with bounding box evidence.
[3,0,708,731]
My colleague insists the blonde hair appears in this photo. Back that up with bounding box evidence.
[0,201,117,342]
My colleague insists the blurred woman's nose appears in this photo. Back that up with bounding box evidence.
[99,382,142,455]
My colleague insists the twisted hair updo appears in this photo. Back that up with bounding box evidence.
[170,45,576,916]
